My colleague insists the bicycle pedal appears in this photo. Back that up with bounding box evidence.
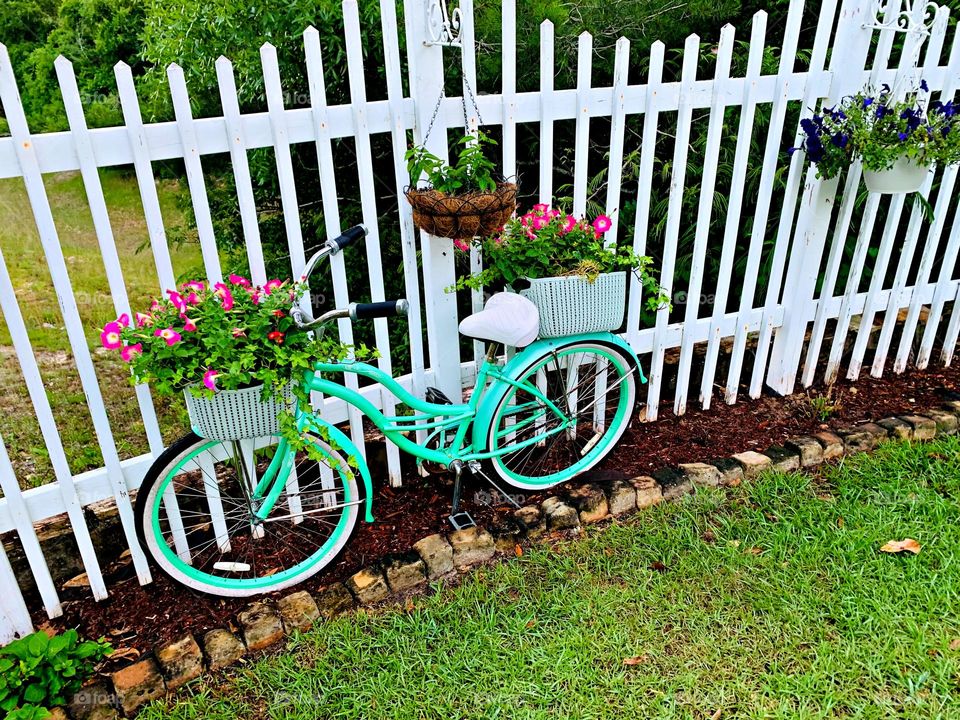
[448,511,476,531]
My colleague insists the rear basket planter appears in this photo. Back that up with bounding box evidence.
[863,158,930,194]
[405,181,517,239]
[519,271,627,338]
[184,383,294,441]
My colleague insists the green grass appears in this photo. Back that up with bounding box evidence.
[140,438,960,720]
[0,170,204,487]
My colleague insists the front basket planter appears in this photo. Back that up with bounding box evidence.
[405,181,517,239]
[863,157,930,194]
[519,271,627,338]
[184,383,294,441]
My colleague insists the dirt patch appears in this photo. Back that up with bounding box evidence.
[32,362,960,661]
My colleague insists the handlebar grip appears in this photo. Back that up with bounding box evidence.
[349,299,409,320]
[329,225,367,252]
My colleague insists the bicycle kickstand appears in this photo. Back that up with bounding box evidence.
[447,460,476,531]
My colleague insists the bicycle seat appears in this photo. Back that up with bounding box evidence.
[458,292,540,347]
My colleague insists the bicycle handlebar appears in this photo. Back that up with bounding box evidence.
[350,300,409,320]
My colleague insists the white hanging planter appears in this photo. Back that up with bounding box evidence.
[184,383,294,441]
[518,271,627,338]
[863,157,930,194]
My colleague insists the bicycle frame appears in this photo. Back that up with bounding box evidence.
[245,332,644,524]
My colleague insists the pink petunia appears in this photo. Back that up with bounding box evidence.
[532,203,549,214]
[135,312,154,328]
[531,215,548,231]
[166,290,187,313]
[182,316,198,332]
[454,239,470,252]
[561,215,577,234]
[247,288,262,305]
[592,214,613,235]
[184,292,201,305]
[203,369,220,392]
[120,343,142,363]
[100,321,123,350]
[213,283,234,311]
[228,274,251,288]
[263,279,284,295]
[150,299,161,312]
[117,313,130,328]
[154,327,182,346]
[231,327,246,337]
[521,213,534,227]
[183,280,205,293]
[549,208,562,219]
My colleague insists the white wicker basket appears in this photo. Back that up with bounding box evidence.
[184,383,294,441]
[863,157,929,194]
[519,271,627,338]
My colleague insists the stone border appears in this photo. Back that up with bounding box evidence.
[59,400,960,718]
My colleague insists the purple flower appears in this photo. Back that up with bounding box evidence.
[787,146,797,156]
[876,105,889,119]
[898,132,909,141]
[831,132,849,148]
[920,79,929,92]
[881,83,891,94]
[863,97,874,108]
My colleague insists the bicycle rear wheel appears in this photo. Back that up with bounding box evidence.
[135,431,360,597]
[485,341,637,490]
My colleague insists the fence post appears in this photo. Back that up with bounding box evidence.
[403,0,464,401]
[766,0,877,395]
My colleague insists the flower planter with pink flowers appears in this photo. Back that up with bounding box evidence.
[99,274,357,443]
[453,204,669,338]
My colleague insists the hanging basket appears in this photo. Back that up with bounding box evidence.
[405,181,518,240]
[863,158,930,194]
[518,271,627,338]
[184,383,294,441]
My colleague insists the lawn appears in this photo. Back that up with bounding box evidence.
[140,438,960,720]
[0,170,204,487]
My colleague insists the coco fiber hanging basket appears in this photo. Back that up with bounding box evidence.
[405,180,518,240]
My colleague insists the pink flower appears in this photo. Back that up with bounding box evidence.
[592,214,613,235]
[228,274,251,287]
[521,213,534,227]
[184,292,201,305]
[532,203,549,214]
[182,316,198,332]
[166,290,186,313]
[561,215,577,234]
[494,236,504,245]
[203,369,220,392]
[150,299,161,312]
[247,288,262,304]
[100,322,123,350]
[263,279,284,295]
[531,215,548,230]
[231,327,246,337]
[135,312,153,328]
[454,239,470,252]
[117,313,130,328]
[213,283,234,311]
[549,208,562,219]
[120,343,142,362]
[154,327,182,346]
[183,281,205,293]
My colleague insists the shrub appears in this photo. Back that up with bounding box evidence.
[0,629,111,719]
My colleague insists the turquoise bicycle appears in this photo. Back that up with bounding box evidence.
[135,226,646,596]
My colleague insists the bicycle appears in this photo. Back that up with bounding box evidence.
[135,226,647,596]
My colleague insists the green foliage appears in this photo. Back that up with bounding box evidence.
[0,629,110,717]
[455,204,668,313]
[406,132,499,195]
[794,84,960,179]
[104,275,368,399]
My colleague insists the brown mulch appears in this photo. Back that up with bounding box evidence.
[34,361,960,663]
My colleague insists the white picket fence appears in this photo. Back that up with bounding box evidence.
[1,0,959,642]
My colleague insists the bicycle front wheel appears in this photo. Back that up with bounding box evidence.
[485,341,637,490]
[135,431,360,597]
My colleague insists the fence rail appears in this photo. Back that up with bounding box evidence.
[1,0,959,642]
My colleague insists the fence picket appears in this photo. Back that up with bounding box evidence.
[501,0,518,180]
[539,21,555,205]
[941,282,960,366]
[0,538,32,642]
[604,38,629,243]
[700,13,766,408]
[625,42,665,350]
[303,27,369,461]
[573,33,593,217]
[723,0,805,403]
[0,436,60,617]
[674,25,734,415]
[645,34,700,422]
[215,59,267,285]
[167,65,223,283]
[919,200,960,368]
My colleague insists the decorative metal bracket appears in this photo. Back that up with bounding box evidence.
[862,0,940,37]
[424,0,462,47]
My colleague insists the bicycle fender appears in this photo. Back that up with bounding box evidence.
[301,416,375,523]
[472,332,645,452]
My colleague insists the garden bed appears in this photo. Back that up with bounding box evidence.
[32,360,960,664]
